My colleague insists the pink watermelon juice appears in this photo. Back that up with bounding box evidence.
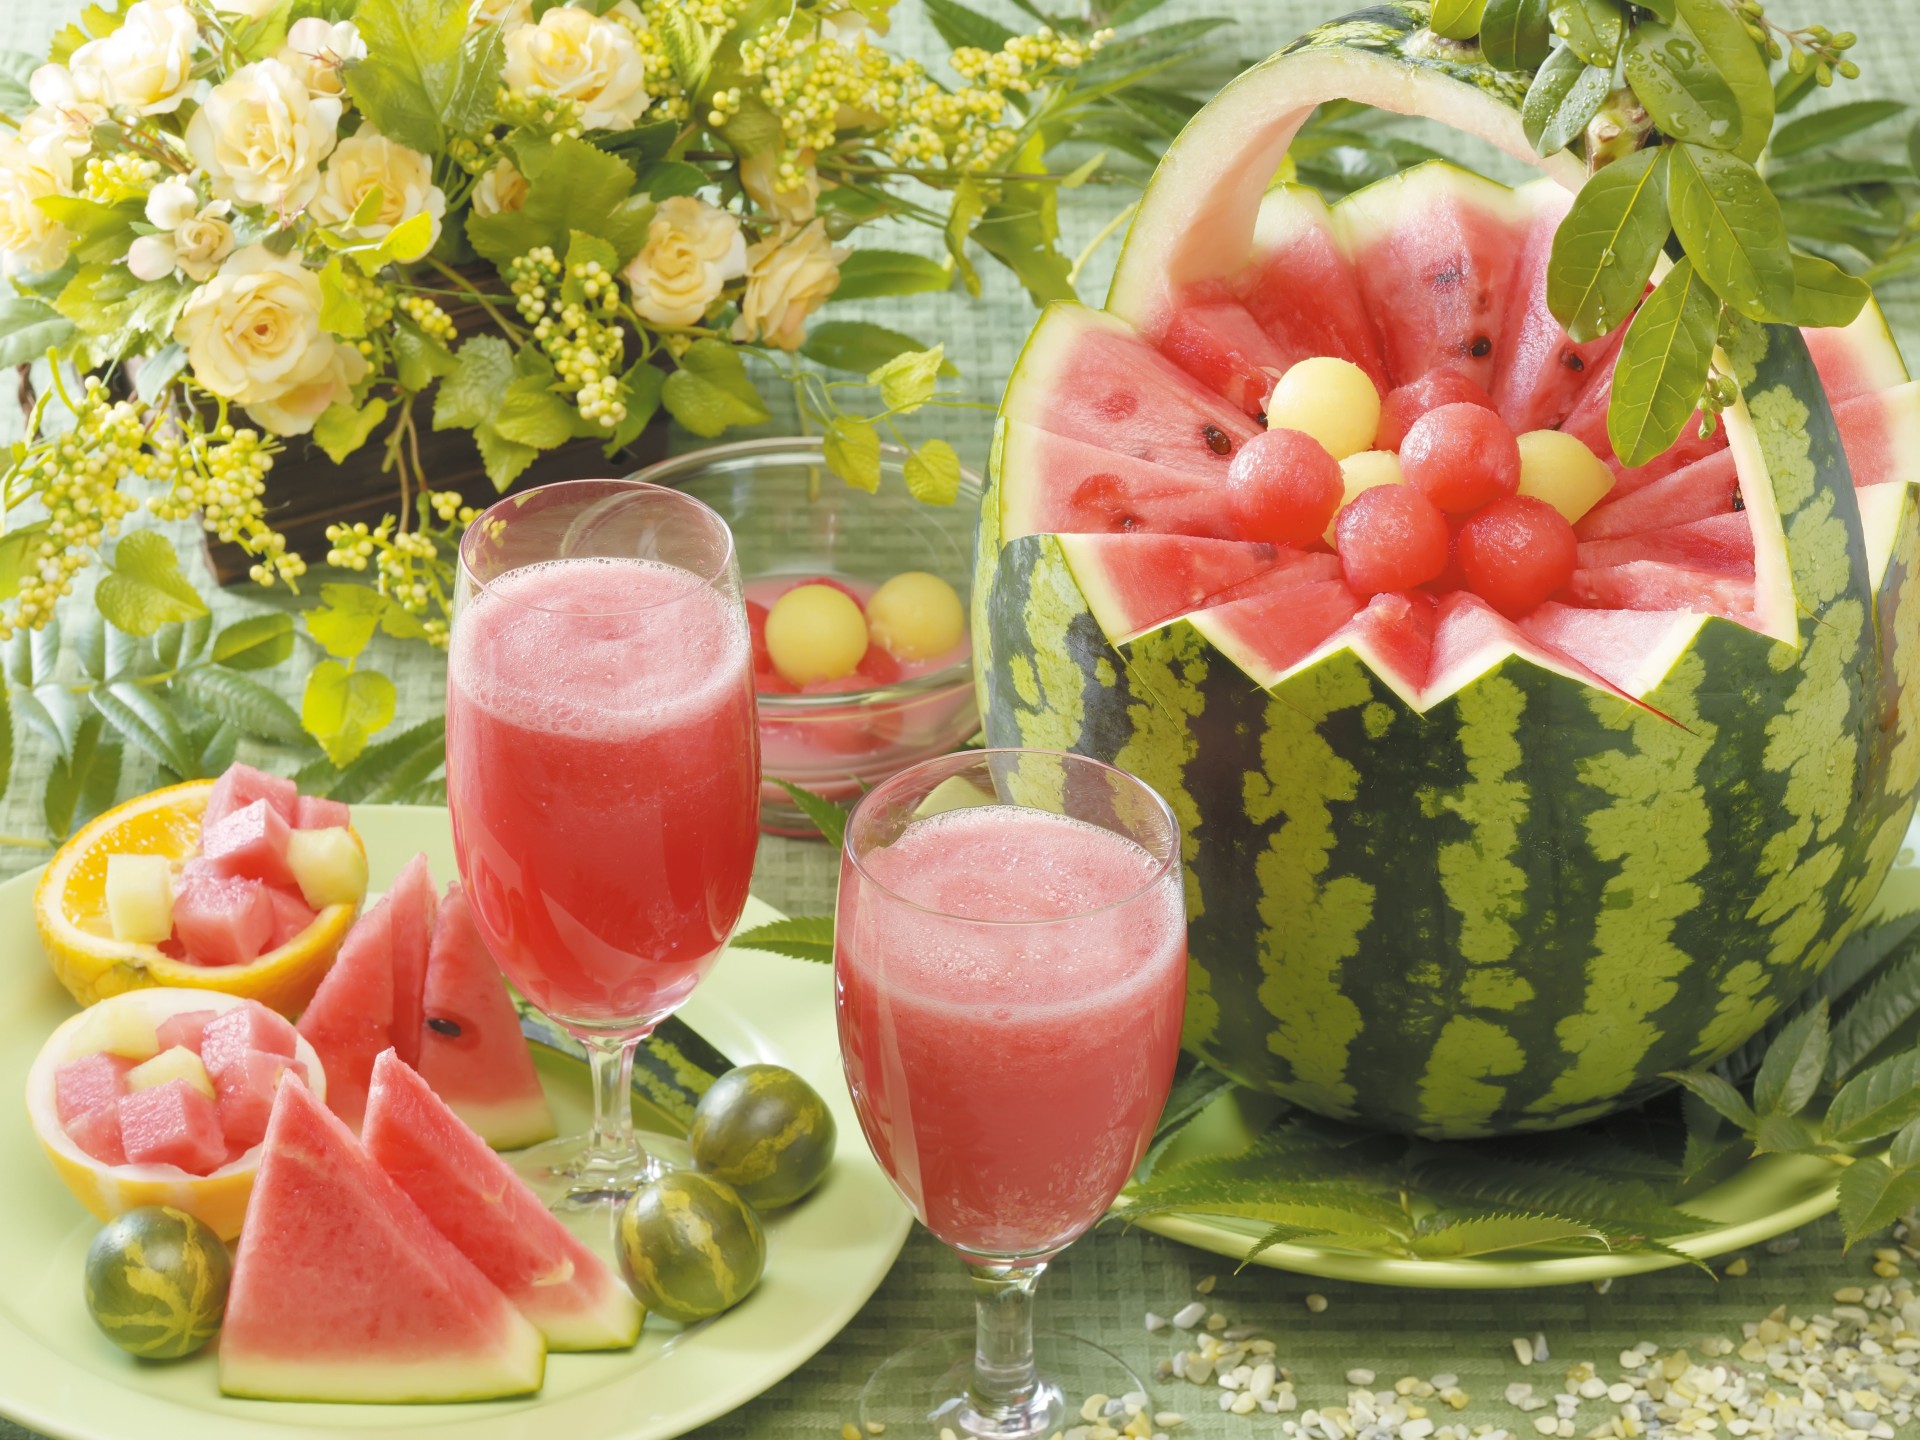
[835,805,1186,1261]
[446,556,759,1032]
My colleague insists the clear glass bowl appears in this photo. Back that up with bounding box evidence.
[634,438,983,836]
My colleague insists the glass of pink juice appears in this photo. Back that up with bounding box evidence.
[835,749,1186,1439]
[448,479,759,1207]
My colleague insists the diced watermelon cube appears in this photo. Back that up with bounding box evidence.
[214,1048,308,1151]
[65,1104,126,1166]
[55,1052,134,1125]
[200,1003,299,1077]
[171,867,274,968]
[265,887,318,950]
[201,799,296,889]
[119,1079,227,1175]
[155,1009,221,1055]
[203,762,298,831]
[293,795,352,830]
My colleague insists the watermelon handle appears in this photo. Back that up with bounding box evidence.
[514,997,733,1132]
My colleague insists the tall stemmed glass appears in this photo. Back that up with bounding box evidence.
[835,748,1187,1439]
[447,479,760,1210]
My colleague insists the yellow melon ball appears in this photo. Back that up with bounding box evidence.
[1324,450,1404,543]
[866,572,964,661]
[1265,356,1380,460]
[766,584,869,685]
[1516,429,1615,523]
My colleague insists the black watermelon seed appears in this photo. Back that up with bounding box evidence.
[427,1017,463,1037]
[1732,491,1746,512]
[1469,336,1492,358]
[1202,424,1232,455]
[1562,352,1585,372]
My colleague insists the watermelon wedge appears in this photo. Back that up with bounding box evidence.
[415,884,555,1149]
[1239,185,1388,387]
[363,1051,638,1350]
[1492,181,1626,434]
[220,1078,545,1402]
[295,892,394,1130]
[1054,533,1293,643]
[997,422,1238,541]
[1148,296,1288,417]
[386,854,437,1069]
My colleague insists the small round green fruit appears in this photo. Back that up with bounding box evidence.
[617,1171,767,1325]
[84,1205,231,1359]
[689,1063,837,1209]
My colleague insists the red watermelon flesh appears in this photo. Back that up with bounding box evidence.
[202,763,297,832]
[1518,603,1704,694]
[1575,450,1741,541]
[1334,163,1528,390]
[1835,381,1920,491]
[200,798,296,889]
[363,1051,634,1350]
[998,422,1237,541]
[266,887,318,950]
[220,1078,545,1402]
[1567,560,1758,624]
[415,884,555,1150]
[1189,578,1365,687]
[386,853,438,1069]
[1557,350,1727,492]
[200,1002,296,1074]
[66,1104,125,1166]
[1804,309,1909,405]
[296,894,395,1130]
[171,864,273,968]
[213,1049,309,1151]
[1492,182,1626,434]
[1150,295,1288,417]
[55,1052,133,1125]
[1240,185,1389,387]
[1057,533,1297,642]
[154,1009,219,1054]
[119,1079,226,1175]
[1578,513,1755,574]
[293,794,351,830]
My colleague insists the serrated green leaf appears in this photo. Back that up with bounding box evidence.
[1523,46,1612,156]
[730,915,835,964]
[94,532,208,637]
[19,686,79,762]
[904,439,964,506]
[0,675,15,802]
[302,659,397,766]
[771,778,849,849]
[0,50,35,114]
[70,610,104,684]
[1410,1211,1606,1259]
[475,424,538,491]
[1548,146,1668,342]
[1837,1157,1920,1248]
[1608,256,1718,467]
[870,345,944,415]
[313,397,390,465]
[832,250,953,302]
[4,633,31,690]
[1667,143,1794,320]
[1663,1068,1758,1130]
[1547,0,1621,66]
[1479,0,1552,70]
[1890,1117,1920,1172]
[1754,998,1829,1117]
[492,376,576,449]
[660,338,771,438]
[179,668,306,744]
[342,0,467,153]
[606,360,665,454]
[1430,0,1490,40]
[1751,1112,1831,1156]
[0,297,76,369]
[104,626,151,684]
[1782,253,1871,330]
[1826,1048,1920,1144]
[1769,99,1906,159]
[211,613,296,671]
[195,718,238,777]
[436,335,516,431]
[44,712,119,842]
[824,416,881,493]
[801,321,936,376]
[312,715,445,802]
[390,320,456,392]
[306,583,386,661]
[134,343,187,405]
[1137,1062,1237,1180]
[1830,947,1920,1082]
[1409,1155,1712,1235]
[467,139,647,267]
[655,11,720,92]
[921,0,1014,52]
[29,624,61,686]
[90,682,196,778]
[317,256,366,338]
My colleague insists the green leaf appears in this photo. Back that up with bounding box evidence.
[824,417,881,494]
[1429,0,1489,40]
[606,359,665,453]
[921,0,1014,52]
[801,321,936,376]
[70,609,104,683]
[343,0,467,153]
[1410,1212,1606,1260]
[306,583,387,660]
[435,335,516,431]
[0,50,36,115]
[1625,21,1745,156]
[771,778,849,849]
[1829,946,1920,1082]
[970,139,1074,306]
[90,682,196,778]
[632,161,707,201]
[493,376,577,449]
[1837,1157,1920,1248]
[1548,146,1668,342]
[660,338,770,438]
[904,439,964,507]
[1664,1069,1758,1131]
[1479,0,1552,70]
[95,532,209,637]
[373,211,436,269]
[730,915,835,964]
[1522,46,1612,155]
[313,397,390,465]
[211,613,296,671]
[1769,99,1907,159]
[133,343,187,405]
[0,297,76,369]
[1138,1062,1237,1180]
[1607,256,1718,468]
[178,667,306,744]
[467,140,647,267]
[655,11,720,93]
[1826,1048,1920,1144]
[1891,1117,1920,1172]
[1667,143,1794,321]
[870,345,944,415]
[43,713,120,842]
[0,523,51,605]
[302,660,398,766]
[1751,1112,1830,1156]
[832,250,953,302]
[311,715,445,802]
[192,717,238,778]
[1753,999,1829,1117]
[447,23,505,136]
[1547,0,1621,67]
[316,255,367,338]
[475,425,538,490]
[0,674,16,802]
[1767,160,1918,197]
[1412,1155,1711,1234]
[1782,253,1871,330]
[35,196,141,265]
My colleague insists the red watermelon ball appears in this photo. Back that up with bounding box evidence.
[1455,495,1579,617]
[1375,369,1496,451]
[1334,485,1450,599]
[1399,403,1521,515]
[1224,428,1344,546]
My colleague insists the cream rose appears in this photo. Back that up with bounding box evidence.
[76,0,200,117]
[502,6,650,131]
[740,149,819,229]
[732,220,847,351]
[128,179,235,282]
[185,59,342,213]
[23,63,110,158]
[471,158,528,217]
[308,129,446,246]
[174,246,362,436]
[469,0,532,32]
[277,17,366,99]
[623,197,746,329]
[0,134,74,278]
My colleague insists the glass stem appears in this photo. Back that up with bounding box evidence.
[582,1031,644,1174]
[966,1260,1048,1424]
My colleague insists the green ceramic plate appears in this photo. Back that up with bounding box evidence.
[0,805,911,1440]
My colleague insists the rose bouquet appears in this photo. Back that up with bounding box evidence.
[0,0,1227,822]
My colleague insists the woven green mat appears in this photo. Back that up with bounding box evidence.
[7,1,1920,1436]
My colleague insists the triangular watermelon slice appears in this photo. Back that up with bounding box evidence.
[295,893,394,1130]
[219,1078,545,1402]
[416,883,555,1149]
[363,1051,639,1351]
[386,853,438,1068]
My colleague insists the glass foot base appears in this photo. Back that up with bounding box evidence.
[508,1131,690,1213]
[856,1330,1147,1440]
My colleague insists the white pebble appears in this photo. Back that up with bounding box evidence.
[1307,1294,1329,1313]
[1081,1395,1109,1422]
[1231,1393,1258,1415]
[1513,1338,1535,1367]
[1431,1374,1459,1389]
[1145,1313,1167,1332]
[1172,1302,1207,1330]
[1403,1421,1435,1440]
[1154,1415,1184,1430]
[1606,1384,1635,1404]
[1196,1275,1217,1295]
[1578,1378,1607,1399]
[1218,1391,1234,1412]
[1533,1418,1557,1436]
[1531,1333,1551,1362]
[1350,1370,1377,1386]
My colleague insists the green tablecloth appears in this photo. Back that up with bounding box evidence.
[8,1,1920,1436]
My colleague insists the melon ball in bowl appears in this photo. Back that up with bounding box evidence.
[25,988,326,1239]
